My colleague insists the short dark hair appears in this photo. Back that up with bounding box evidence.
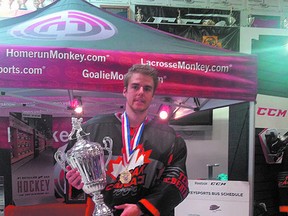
[124,64,159,94]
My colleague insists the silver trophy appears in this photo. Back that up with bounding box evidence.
[227,7,236,27]
[135,7,143,23]
[54,117,113,216]
[247,14,255,27]
[176,9,182,24]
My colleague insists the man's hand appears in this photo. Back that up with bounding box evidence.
[114,204,143,216]
[66,165,84,190]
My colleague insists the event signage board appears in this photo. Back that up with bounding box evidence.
[0,45,256,101]
[175,180,249,216]
[0,1,257,102]
[255,94,288,164]
[8,113,55,206]
[255,94,288,129]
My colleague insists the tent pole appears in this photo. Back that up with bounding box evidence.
[248,101,255,216]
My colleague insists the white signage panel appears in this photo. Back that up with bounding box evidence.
[255,94,288,129]
[176,180,249,216]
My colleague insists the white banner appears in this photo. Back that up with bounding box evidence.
[255,94,288,129]
[176,180,249,216]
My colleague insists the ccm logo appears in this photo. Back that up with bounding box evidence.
[257,107,287,117]
[210,182,226,186]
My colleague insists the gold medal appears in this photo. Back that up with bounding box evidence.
[119,169,132,184]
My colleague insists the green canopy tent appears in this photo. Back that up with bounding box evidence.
[0,0,257,119]
[0,1,257,215]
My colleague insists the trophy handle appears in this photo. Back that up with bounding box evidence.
[102,136,113,169]
[54,150,68,172]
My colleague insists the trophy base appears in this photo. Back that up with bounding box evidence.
[92,192,113,216]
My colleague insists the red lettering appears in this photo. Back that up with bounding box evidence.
[171,177,177,184]
[138,165,146,175]
[163,177,189,198]
[131,167,139,176]
[131,165,146,176]
[257,107,287,117]
[257,107,267,115]
[114,182,123,189]
[105,175,146,191]
[163,177,170,183]
[175,179,181,187]
[178,172,188,185]
[127,177,137,186]
[278,110,287,117]
[267,108,278,116]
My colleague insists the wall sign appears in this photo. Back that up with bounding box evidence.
[176,180,249,216]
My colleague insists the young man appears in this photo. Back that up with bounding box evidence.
[66,64,189,216]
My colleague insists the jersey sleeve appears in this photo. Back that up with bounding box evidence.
[137,135,189,216]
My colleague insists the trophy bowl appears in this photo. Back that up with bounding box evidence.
[54,118,113,216]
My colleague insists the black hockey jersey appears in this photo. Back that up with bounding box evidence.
[71,113,189,216]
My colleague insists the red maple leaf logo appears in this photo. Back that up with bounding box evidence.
[107,144,151,180]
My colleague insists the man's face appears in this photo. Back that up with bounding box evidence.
[123,73,155,114]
